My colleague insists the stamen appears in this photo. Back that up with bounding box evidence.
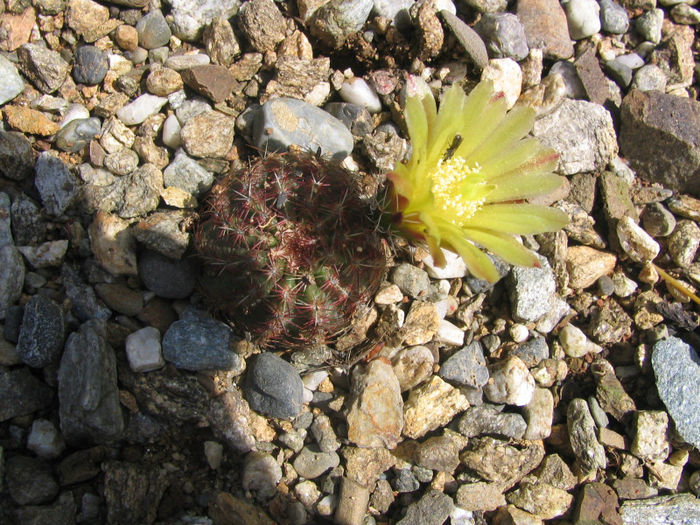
[431,157,485,226]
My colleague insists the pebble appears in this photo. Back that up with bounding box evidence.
[506,254,556,323]
[481,58,522,109]
[163,150,214,196]
[242,451,282,499]
[616,217,660,263]
[391,262,431,299]
[373,0,414,29]
[567,398,607,472]
[114,24,139,51]
[324,102,373,138]
[0,245,26,320]
[510,336,549,367]
[0,131,34,181]
[0,367,53,421]
[620,494,700,525]
[565,245,617,289]
[599,0,629,34]
[532,98,618,175]
[292,446,340,479]
[652,337,700,450]
[146,68,184,96]
[403,375,469,439]
[391,467,420,493]
[88,212,138,276]
[55,117,102,152]
[484,356,535,406]
[605,58,634,88]
[458,404,527,439]
[17,43,70,94]
[310,413,340,452]
[4,105,60,136]
[16,295,65,368]
[116,93,169,126]
[180,110,235,158]
[136,9,172,49]
[631,64,668,92]
[516,0,574,59]
[103,148,139,176]
[0,54,26,105]
[181,64,238,103]
[421,247,468,279]
[125,326,164,372]
[165,53,211,71]
[559,323,603,357]
[17,240,69,268]
[642,202,676,237]
[27,419,66,459]
[439,341,489,389]
[507,482,573,520]
[335,477,370,525]
[396,489,454,525]
[474,12,529,61]
[456,482,506,512]
[339,77,382,113]
[565,0,601,40]
[523,387,554,440]
[460,436,544,487]
[631,410,670,461]
[391,345,435,391]
[671,3,700,24]
[413,434,461,473]
[439,10,489,70]
[309,0,374,48]
[58,320,125,444]
[347,359,403,448]
[138,249,196,298]
[635,8,664,44]
[244,352,304,420]
[5,455,59,505]
[252,97,353,161]
[72,45,109,85]
[667,220,700,268]
[162,114,182,148]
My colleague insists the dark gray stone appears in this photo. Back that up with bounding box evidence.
[16,295,65,368]
[474,12,529,61]
[0,131,34,180]
[17,43,70,94]
[392,468,420,493]
[567,398,606,472]
[5,455,59,505]
[62,265,112,321]
[55,117,102,152]
[34,152,80,216]
[458,404,527,439]
[253,97,354,161]
[72,45,109,85]
[440,10,489,70]
[58,320,124,445]
[0,367,53,422]
[599,0,629,34]
[3,305,22,343]
[15,492,77,525]
[396,489,454,525]
[0,245,24,321]
[324,102,374,138]
[652,337,700,449]
[138,249,196,299]
[162,308,240,370]
[136,9,172,49]
[244,352,304,420]
[103,461,168,525]
[510,336,549,367]
[439,340,489,388]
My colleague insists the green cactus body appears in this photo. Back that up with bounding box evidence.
[194,151,387,349]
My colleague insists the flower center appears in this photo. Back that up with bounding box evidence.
[431,157,485,226]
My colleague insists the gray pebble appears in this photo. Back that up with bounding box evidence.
[510,336,549,367]
[17,43,70,94]
[34,152,80,216]
[474,12,529,61]
[4,305,22,342]
[439,340,490,388]
[55,117,102,152]
[16,295,65,368]
[440,10,488,70]
[596,275,615,297]
[396,489,454,525]
[506,254,557,323]
[5,455,59,505]
[0,54,25,105]
[323,102,374,138]
[62,265,112,322]
[631,64,667,92]
[292,446,340,479]
[58,320,124,444]
[136,9,172,49]
[605,58,634,88]
[309,0,374,48]
[138,249,197,299]
[163,150,214,196]
[104,148,140,176]
[162,308,241,371]
[599,0,629,34]
[0,367,53,422]
[244,352,304,420]
[11,195,46,246]
[641,202,676,237]
[567,398,606,472]
[392,468,420,493]
[253,97,354,161]
[668,220,700,268]
[635,8,664,44]
[0,131,34,180]
[458,404,527,439]
[72,46,109,85]
[391,262,431,299]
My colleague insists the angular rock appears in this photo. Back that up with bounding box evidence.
[475,12,529,61]
[0,367,53,421]
[5,455,59,505]
[620,494,700,525]
[484,356,535,406]
[180,110,235,158]
[17,43,70,93]
[35,152,79,216]
[0,54,25,105]
[309,0,373,48]
[507,254,556,323]
[72,45,109,85]
[391,345,434,391]
[118,163,164,218]
[506,482,573,520]
[0,244,25,320]
[138,249,196,299]
[403,375,469,439]
[566,246,617,289]
[396,489,454,525]
[181,64,238,103]
[458,404,527,439]
[439,340,489,388]
[292,446,340,479]
[0,130,34,180]
[203,17,240,67]
[163,150,214,196]
[103,461,168,525]
[517,0,574,59]
[567,398,606,473]
[238,0,287,52]
[16,295,65,368]
[460,436,545,488]
[136,9,171,49]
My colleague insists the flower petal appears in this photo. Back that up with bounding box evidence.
[468,204,570,234]
[443,230,500,282]
[461,227,540,267]
[483,173,565,203]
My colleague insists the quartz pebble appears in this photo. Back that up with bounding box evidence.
[27,419,66,460]
[559,324,602,357]
[162,114,182,149]
[616,215,660,262]
[0,55,25,105]
[117,94,169,126]
[403,375,469,438]
[125,326,164,372]
[392,345,435,391]
[484,356,535,406]
[339,77,382,113]
[667,220,700,268]
[565,0,601,40]
[599,0,629,33]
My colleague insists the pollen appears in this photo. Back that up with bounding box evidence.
[431,157,485,226]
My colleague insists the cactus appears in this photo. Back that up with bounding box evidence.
[194,151,387,348]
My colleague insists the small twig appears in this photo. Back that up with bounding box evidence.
[653,263,700,306]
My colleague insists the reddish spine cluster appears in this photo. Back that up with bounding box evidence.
[194,151,387,349]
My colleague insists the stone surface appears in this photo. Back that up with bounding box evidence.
[458,404,527,439]
[0,367,53,421]
[72,45,109,85]
[55,117,102,152]
[651,337,700,449]
[517,0,574,59]
[162,309,240,371]
[0,54,25,105]
[17,42,70,93]
[3,105,59,136]
[163,150,214,196]
[439,341,489,389]
[565,0,600,40]
[103,461,168,525]
[181,64,238,103]
[403,375,469,439]
[396,489,454,525]
[309,0,373,48]
[58,320,125,444]
[620,494,700,525]
[507,482,573,519]
[484,356,535,406]
[138,248,196,299]
[566,246,617,289]
[0,131,34,180]
[347,358,403,448]
[507,254,557,323]
[136,9,171,49]
[474,12,529,61]
[440,10,489,70]
[0,244,25,321]
[460,437,545,488]
[116,93,168,126]
[16,295,65,368]
[244,352,304,420]
[292,446,340,479]
[567,398,607,473]
[5,455,59,505]
[620,90,700,197]
[181,110,235,158]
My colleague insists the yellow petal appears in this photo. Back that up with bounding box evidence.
[483,173,565,203]
[467,204,570,234]
[461,227,540,267]
[443,230,501,282]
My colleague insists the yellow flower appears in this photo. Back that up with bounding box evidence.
[387,80,569,283]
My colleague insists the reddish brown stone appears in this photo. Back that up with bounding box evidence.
[180,64,238,103]
[575,47,609,106]
[574,482,623,525]
[517,0,574,60]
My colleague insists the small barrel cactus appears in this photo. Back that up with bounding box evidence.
[194,151,387,348]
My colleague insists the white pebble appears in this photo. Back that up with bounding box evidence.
[615,53,645,69]
[59,103,90,128]
[559,324,602,357]
[422,247,468,279]
[565,0,602,40]
[116,93,168,125]
[27,419,66,459]
[616,216,660,263]
[481,58,522,109]
[302,370,328,391]
[162,114,182,149]
[339,77,382,113]
[125,326,165,372]
[303,387,314,403]
[436,319,465,346]
[204,440,224,469]
[434,296,459,319]
[484,356,535,406]
[317,494,336,516]
[510,323,529,343]
[375,283,404,304]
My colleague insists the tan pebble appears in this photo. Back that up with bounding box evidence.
[114,24,138,51]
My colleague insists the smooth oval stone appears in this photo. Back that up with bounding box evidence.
[59,104,90,128]
[72,46,110,85]
[136,9,172,50]
[55,117,102,152]
[244,352,304,420]
[253,97,354,161]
